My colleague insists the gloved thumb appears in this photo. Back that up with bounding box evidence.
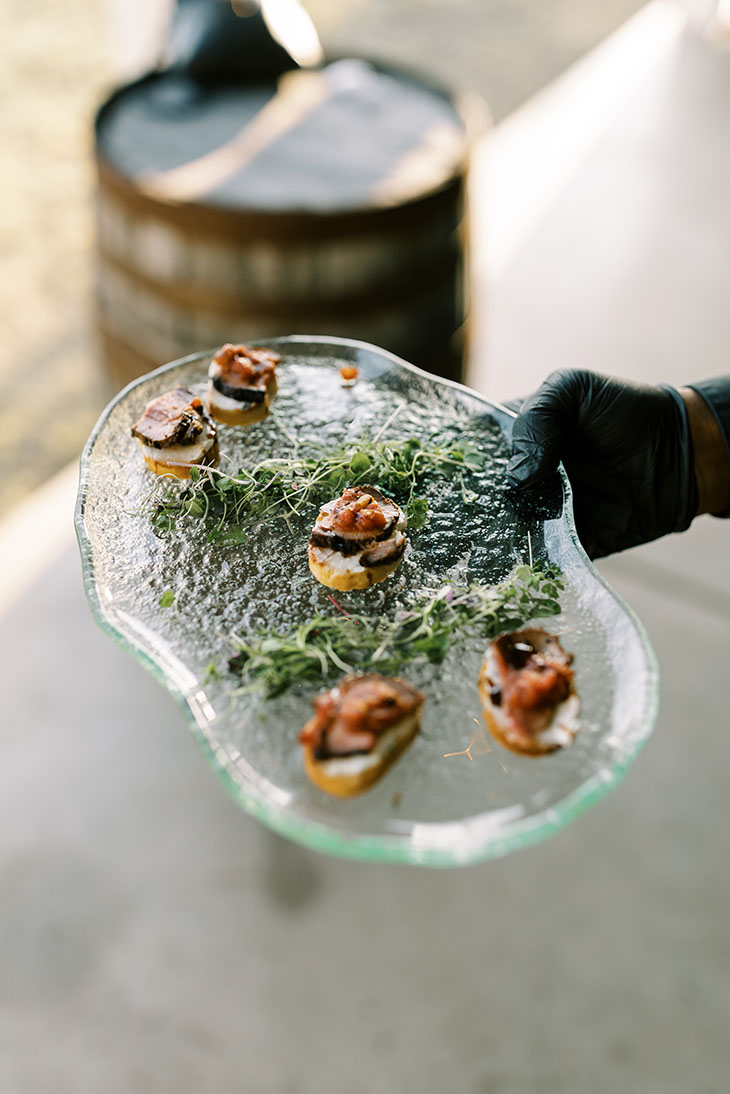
[505,371,583,487]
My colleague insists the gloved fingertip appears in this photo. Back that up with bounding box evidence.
[505,452,543,487]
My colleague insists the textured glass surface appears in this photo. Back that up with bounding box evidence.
[75,337,659,866]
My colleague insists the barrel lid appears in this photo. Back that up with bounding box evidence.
[96,60,470,214]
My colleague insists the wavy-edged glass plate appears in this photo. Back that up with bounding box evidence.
[75,336,658,866]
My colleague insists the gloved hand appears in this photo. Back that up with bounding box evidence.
[505,369,698,559]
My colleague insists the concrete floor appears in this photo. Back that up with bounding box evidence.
[1,531,728,1094]
[2,4,730,1093]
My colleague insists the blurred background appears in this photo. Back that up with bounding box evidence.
[0,0,649,511]
[2,2,730,1092]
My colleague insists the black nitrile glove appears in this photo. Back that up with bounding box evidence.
[505,369,698,559]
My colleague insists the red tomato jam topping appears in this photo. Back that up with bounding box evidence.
[492,629,574,735]
[299,675,424,758]
[318,487,389,536]
[211,343,280,388]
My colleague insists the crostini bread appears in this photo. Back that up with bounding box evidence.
[478,628,579,756]
[207,343,280,425]
[308,484,407,591]
[131,386,218,478]
[299,674,425,796]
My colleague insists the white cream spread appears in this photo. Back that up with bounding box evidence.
[318,713,420,777]
[309,546,367,576]
[207,383,269,414]
[309,529,406,575]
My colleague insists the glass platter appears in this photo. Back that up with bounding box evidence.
[75,336,659,867]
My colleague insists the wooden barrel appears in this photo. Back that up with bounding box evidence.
[93,59,487,389]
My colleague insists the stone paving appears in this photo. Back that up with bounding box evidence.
[0,0,644,512]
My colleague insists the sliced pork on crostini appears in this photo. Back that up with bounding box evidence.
[131,386,218,478]
[479,628,580,755]
[308,484,407,591]
[299,674,425,796]
[207,343,280,425]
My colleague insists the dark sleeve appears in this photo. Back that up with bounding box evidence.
[687,375,730,518]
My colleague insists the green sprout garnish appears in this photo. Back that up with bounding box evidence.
[226,563,563,698]
[147,434,482,541]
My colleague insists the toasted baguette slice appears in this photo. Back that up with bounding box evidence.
[137,436,219,479]
[308,486,407,591]
[478,632,580,756]
[299,675,424,797]
[307,538,405,591]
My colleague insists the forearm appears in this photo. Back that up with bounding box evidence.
[680,386,730,516]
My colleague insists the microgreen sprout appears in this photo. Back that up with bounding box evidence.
[226,562,563,698]
[146,434,482,541]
